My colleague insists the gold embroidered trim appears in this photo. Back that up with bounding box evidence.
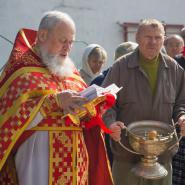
[30,126,82,131]
[49,131,53,185]
[20,29,34,53]
[0,90,56,126]
[0,67,49,97]
[0,97,45,171]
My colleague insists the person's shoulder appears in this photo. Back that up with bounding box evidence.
[161,53,178,65]
[161,53,184,72]
[174,55,185,70]
[174,54,185,62]
[112,50,136,69]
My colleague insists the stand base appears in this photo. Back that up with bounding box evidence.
[131,161,168,179]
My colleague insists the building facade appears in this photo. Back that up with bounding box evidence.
[0,0,184,70]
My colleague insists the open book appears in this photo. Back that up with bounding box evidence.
[79,83,123,101]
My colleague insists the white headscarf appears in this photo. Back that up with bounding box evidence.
[81,44,106,79]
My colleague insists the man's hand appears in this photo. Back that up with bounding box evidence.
[178,115,185,136]
[57,90,88,114]
[109,121,125,141]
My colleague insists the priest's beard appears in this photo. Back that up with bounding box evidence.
[40,47,73,77]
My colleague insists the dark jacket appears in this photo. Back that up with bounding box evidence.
[90,68,109,86]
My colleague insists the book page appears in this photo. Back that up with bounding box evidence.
[79,83,122,101]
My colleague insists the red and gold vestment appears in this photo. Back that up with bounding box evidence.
[0,29,113,185]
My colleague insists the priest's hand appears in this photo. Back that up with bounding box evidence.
[57,90,88,114]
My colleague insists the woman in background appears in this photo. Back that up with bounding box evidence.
[80,44,107,85]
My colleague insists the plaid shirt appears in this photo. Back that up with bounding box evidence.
[172,137,185,185]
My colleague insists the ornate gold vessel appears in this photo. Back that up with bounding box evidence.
[119,120,180,179]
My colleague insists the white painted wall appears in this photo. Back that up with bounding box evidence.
[0,0,184,71]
